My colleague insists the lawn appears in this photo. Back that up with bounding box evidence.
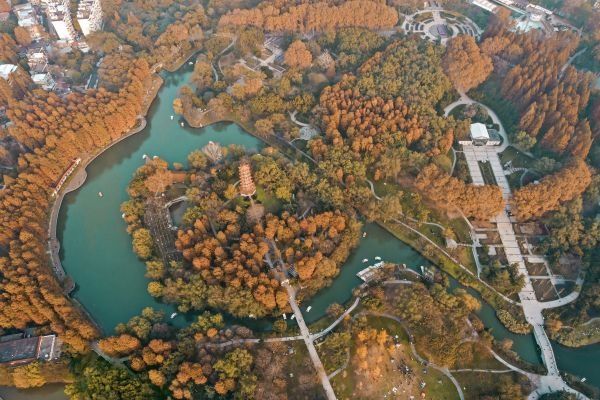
[328,315,460,400]
[499,146,535,169]
[413,12,433,23]
[454,371,527,400]
[478,160,497,185]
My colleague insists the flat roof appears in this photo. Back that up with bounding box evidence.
[0,64,18,79]
[470,123,490,140]
[0,336,38,364]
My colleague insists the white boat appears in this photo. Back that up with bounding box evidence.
[362,258,368,263]
[291,315,295,320]
[121,213,126,219]
[142,154,148,159]
[98,192,103,197]
[170,312,177,319]
[362,232,367,238]
[170,115,174,120]
[375,256,382,261]
[282,313,287,320]
[306,306,312,312]
[180,122,185,127]
[188,61,193,65]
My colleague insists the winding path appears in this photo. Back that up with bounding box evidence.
[361,311,465,400]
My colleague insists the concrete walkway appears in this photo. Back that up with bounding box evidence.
[445,92,588,400]
[283,282,337,400]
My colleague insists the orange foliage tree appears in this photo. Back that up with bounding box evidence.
[510,159,591,221]
[442,35,493,92]
[415,164,505,220]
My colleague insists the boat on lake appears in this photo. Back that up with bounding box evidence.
[170,312,177,319]
[98,192,103,197]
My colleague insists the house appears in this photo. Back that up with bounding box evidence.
[27,46,49,73]
[13,3,45,40]
[0,333,60,366]
[0,63,18,81]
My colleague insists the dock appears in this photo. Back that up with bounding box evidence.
[356,261,385,282]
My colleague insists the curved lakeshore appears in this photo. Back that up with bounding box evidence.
[48,64,600,394]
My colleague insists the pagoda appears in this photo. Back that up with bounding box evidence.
[238,161,256,197]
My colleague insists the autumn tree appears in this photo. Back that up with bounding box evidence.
[13,27,32,47]
[510,159,591,221]
[442,35,493,92]
[415,164,504,220]
[284,40,312,69]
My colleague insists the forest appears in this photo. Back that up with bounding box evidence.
[218,0,399,33]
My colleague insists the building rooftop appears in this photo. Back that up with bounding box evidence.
[0,335,39,364]
[0,334,59,365]
[470,123,490,140]
[0,64,18,80]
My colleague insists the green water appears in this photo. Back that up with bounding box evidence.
[55,66,599,390]
[0,383,67,400]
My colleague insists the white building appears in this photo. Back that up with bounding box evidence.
[0,64,18,80]
[470,123,490,145]
[45,0,77,41]
[27,47,48,73]
[471,0,497,13]
[12,3,45,40]
[77,0,102,37]
[32,72,55,90]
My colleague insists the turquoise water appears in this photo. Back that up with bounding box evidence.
[53,65,599,391]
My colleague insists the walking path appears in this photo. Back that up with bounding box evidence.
[363,311,465,400]
[283,282,337,400]
[48,115,147,283]
[444,93,588,400]
[390,217,519,305]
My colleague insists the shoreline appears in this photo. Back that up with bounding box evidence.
[46,75,163,327]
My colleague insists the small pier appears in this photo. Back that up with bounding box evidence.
[356,261,385,282]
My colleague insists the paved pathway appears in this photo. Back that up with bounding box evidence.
[283,282,337,400]
[444,93,588,400]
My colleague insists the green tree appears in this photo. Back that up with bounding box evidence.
[132,228,154,260]
[65,358,158,400]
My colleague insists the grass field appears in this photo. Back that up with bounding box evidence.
[328,316,460,400]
